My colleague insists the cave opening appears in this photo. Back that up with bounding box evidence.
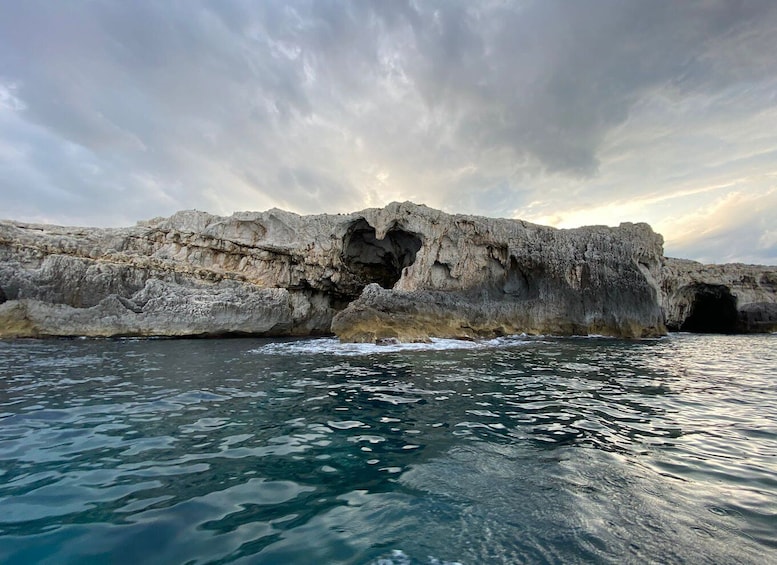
[679,284,738,333]
[342,220,422,296]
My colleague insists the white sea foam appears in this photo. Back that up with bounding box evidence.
[249,335,534,356]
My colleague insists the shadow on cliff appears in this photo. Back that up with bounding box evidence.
[666,283,777,334]
[668,284,738,333]
[341,220,422,299]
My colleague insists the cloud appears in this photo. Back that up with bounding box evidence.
[661,185,777,264]
[1,1,776,263]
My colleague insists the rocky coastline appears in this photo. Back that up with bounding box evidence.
[1,202,775,340]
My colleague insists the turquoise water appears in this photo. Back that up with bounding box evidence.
[0,334,776,564]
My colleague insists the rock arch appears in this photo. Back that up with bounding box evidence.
[341,220,422,296]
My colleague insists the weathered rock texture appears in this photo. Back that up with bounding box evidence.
[661,258,777,333]
[332,212,667,341]
[0,202,773,340]
[0,202,666,340]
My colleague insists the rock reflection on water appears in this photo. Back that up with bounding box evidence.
[0,334,775,564]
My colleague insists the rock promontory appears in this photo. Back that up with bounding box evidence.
[0,202,774,340]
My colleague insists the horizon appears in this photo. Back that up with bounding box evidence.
[2,1,776,264]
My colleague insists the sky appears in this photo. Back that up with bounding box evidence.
[1,0,776,264]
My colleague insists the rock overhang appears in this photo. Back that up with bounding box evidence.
[0,202,774,340]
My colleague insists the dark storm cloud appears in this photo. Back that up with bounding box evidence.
[1,1,776,262]
[403,0,777,174]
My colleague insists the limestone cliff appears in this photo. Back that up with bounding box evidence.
[332,209,666,340]
[661,258,777,333]
[0,202,668,340]
[0,201,770,341]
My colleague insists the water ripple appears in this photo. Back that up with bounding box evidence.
[0,334,775,563]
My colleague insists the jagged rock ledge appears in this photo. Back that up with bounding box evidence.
[0,202,774,340]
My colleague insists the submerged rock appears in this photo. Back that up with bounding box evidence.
[0,202,773,339]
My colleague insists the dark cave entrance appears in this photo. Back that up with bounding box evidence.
[678,284,738,333]
[342,220,422,295]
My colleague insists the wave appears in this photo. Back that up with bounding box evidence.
[249,335,538,356]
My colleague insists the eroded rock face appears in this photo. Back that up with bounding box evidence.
[661,258,777,333]
[0,282,292,338]
[333,213,667,340]
[0,202,669,340]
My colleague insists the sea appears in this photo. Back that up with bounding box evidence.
[0,333,775,564]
